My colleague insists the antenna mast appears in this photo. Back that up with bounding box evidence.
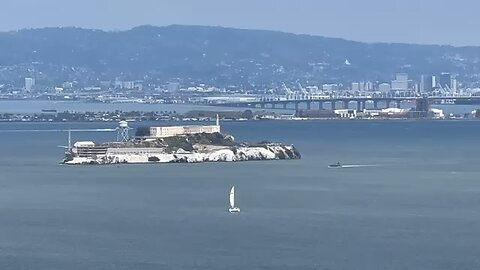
[68,129,71,150]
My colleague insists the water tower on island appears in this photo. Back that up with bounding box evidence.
[117,121,130,142]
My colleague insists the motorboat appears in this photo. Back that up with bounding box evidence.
[328,162,343,168]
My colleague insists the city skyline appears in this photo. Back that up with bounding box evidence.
[2,0,480,46]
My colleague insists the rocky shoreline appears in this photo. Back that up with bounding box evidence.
[63,143,301,165]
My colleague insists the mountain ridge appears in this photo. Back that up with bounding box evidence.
[1,25,479,87]
[8,24,479,48]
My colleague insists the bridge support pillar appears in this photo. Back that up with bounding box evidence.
[318,101,324,110]
[343,101,349,109]
[373,100,379,109]
[396,101,401,109]
[283,103,288,109]
[331,101,336,110]
[357,101,362,111]
[361,101,366,111]
[306,102,311,110]
[295,103,299,111]
[260,103,265,109]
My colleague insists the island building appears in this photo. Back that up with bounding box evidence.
[149,115,220,138]
[68,115,222,158]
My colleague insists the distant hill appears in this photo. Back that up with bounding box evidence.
[1,25,480,87]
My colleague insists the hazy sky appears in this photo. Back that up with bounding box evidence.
[2,0,480,46]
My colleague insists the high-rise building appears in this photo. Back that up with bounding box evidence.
[431,76,437,89]
[414,82,419,93]
[378,83,391,92]
[439,73,452,90]
[365,81,374,91]
[451,78,457,92]
[396,73,408,81]
[351,82,360,91]
[420,75,425,93]
[359,82,365,91]
[391,73,409,91]
[420,75,435,92]
[24,77,35,92]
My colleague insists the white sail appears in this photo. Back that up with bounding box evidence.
[229,186,235,208]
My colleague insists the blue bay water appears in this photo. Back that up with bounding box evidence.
[0,120,480,269]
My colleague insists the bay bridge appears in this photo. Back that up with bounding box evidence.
[208,95,480,111]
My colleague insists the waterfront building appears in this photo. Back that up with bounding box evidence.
[296,109,336,118]
[334,109,357,118]
[430,108,445,119]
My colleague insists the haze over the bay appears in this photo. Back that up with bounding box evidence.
[2,0,480,46]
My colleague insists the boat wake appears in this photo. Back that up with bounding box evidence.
[344,164,380,168]
[329,164,381,168]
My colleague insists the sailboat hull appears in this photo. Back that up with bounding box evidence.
[229,207,241,213]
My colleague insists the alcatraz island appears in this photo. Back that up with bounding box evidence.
[63,115,301,165]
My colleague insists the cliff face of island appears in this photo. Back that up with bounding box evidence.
[62,132,301,165]
[64,144,300,165]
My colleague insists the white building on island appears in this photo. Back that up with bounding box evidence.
[149,115,221,138]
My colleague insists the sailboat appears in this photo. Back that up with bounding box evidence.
[228,186,241,213]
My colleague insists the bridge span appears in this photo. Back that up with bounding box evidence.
[208,96,480,111]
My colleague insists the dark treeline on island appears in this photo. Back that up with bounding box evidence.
[2,108,480,123]
[0,109,267,122]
